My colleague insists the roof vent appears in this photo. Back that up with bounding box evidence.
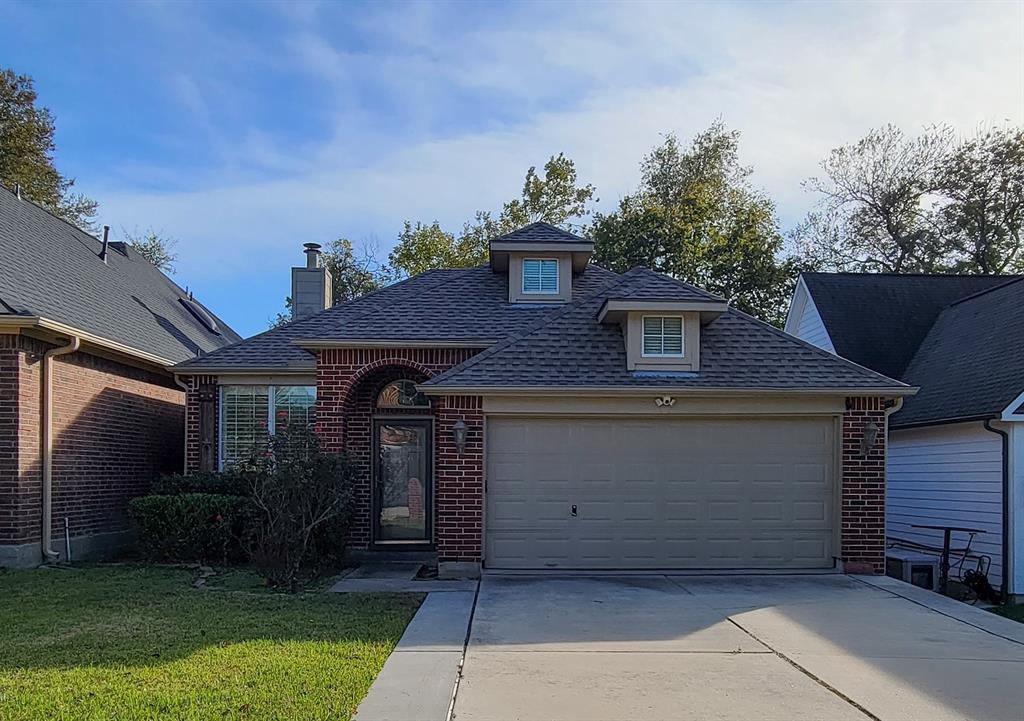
[99,226,110,263]
[179,297,221,336]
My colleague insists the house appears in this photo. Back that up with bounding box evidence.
[173,223,912,578]
[0,184,240,567]
[786,273,1024,599]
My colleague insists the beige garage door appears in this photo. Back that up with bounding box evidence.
[486,417,837,570]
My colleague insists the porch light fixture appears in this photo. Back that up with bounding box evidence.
[452,420,468,454]
[860,421,880,458]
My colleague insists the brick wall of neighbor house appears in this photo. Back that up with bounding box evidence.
[842,396,888,574]
[0,334,184,553]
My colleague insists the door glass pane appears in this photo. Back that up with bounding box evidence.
[378,424,428,541]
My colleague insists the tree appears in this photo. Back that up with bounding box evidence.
[0,68,98,231]
[794,124,1024,275]
[592,123,799,325]
[938,127,1024,274]
[272,237,385,327]
[124,227,179,273]
[386,153,596,279]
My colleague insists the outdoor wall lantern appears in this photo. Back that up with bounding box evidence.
[860,421,880,458]
[452,420,468,454]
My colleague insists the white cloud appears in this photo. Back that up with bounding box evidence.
[90,0,1024,333]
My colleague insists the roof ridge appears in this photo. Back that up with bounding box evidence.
[623,267,725,301]
[0,181,104,246]
[946,275,1024,308]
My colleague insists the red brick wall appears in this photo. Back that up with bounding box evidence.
[314,348,479,550]
[841,396,887,574]
[182,375,218,472]
[435,395,484,562]
[0,334,184,548]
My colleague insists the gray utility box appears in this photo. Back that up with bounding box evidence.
[886,548,940,591]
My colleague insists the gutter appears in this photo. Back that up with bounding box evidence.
[0,315,174,368]
[41,335,80,562]
[983,418,1011,600]
[417,384,918,398]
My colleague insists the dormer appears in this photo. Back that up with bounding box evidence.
[598,293,728,373]
[489,222,593,304]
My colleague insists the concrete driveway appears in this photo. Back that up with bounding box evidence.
[449,574,1024,721]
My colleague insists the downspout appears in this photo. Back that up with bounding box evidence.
[41,335,80,562]
[983,418,1011,601]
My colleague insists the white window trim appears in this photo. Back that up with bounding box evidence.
[218,384,315,470]
[640,315,685,358]
[522,257,559,295]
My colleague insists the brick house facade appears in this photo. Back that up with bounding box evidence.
[1,334,184,566]
[174,224,910,577]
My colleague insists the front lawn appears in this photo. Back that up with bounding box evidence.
[0,565,422,721]
[990,603,1024,624]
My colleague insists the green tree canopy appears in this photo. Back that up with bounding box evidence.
[591,123,799,325]
[0,68,97,231]
[386,153,596,279]
[124,227,179,273]
[794,124,1024,274]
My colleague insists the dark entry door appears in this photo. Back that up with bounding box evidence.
[373,420,432,544]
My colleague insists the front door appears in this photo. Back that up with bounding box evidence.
[373,420,432,544]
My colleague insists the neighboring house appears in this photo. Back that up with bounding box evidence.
[786,273,1024,598]
[0,185,240,567]
[175,222,912,578]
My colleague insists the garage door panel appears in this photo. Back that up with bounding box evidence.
[486,417,836,570]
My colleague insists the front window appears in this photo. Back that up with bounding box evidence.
[219,385,316,468]
[642,316,684,357]
[522,258,558,294]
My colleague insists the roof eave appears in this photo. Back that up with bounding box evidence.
[0,315,176,368]
[417,384,918,398]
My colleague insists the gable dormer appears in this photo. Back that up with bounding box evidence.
[597,272,728,373]
[489,222,593,303]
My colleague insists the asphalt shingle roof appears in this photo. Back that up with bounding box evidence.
[490,221,591,244]
[803,273,1015,380]
[893,278,1024,427]
[425,268,907,391]
[174,264,622,370]
[0,186,239,364]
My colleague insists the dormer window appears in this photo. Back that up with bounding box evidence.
[522,258,558,294]
[642,316,684,357]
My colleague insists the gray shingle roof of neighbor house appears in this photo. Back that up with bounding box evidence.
[893,277,1024,428]
[425,268,910,391]
[0,185,240,364]
[176,230,910,393]
[802,272,1016,380]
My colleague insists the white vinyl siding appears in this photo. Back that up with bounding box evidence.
[887,422,1004,589]
[522,258,558,294]
[786,280,835,354]
[642,316,684,356]
[219,385,316,468]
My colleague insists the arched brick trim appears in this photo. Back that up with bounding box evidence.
[313,346,481,550]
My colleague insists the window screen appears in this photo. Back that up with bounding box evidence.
[522,258,558,294]
[642,316,684,356]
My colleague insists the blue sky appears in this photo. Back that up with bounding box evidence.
[2,0,1022,337]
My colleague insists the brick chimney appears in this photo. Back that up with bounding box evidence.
[291,243,333,320]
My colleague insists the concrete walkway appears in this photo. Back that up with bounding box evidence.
[451,574,1024,721]
[354,590,476,721]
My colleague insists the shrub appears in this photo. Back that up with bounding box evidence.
[151,470,250,497]
[129,493,248,563]
[239,426,355,591]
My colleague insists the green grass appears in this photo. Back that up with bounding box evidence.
[0,565,422,721]
[990,603,1024,624]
